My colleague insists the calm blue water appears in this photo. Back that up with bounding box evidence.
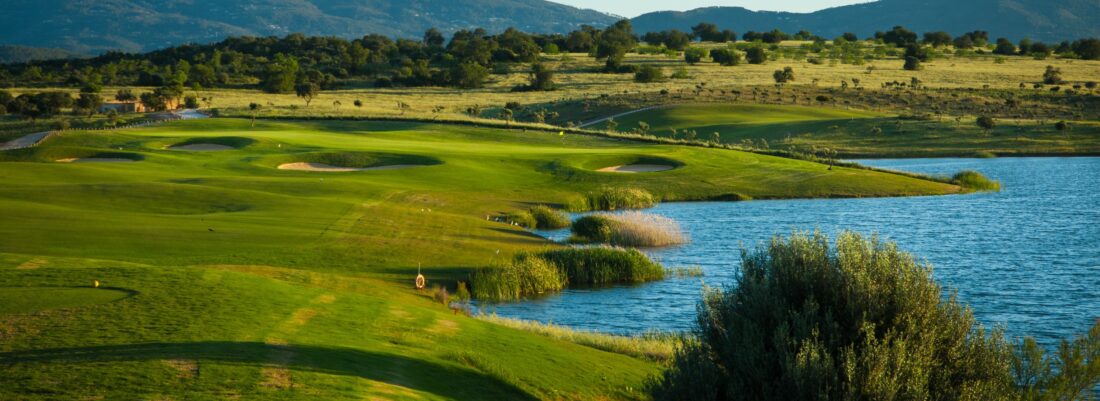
[483,157,1100,346]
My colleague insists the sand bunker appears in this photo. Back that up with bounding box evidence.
[597,164,676,173]
[56,158,136,163]
[169,143,234,151]
[277,162,424,172]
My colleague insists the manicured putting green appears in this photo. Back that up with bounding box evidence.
[0,287,131,314]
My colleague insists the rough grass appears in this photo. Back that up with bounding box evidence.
[476,313,680,362]
[571,212,686,247]
[951,170,1002,191]
[470,255,565,302]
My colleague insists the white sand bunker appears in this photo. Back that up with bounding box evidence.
[597,164,676,173]
[56,158,136,163]
[277,162,424,172]
[169,144,234,151]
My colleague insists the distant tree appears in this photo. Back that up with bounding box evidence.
[115,89,136,102]
[295,82,320,107]
[248,102,260,127]
[0,91,12,112]
[793,30,814,40]
[691,23,720,41]
[528,62,555,91]
[353,99,363,108]
[1018,38,1033,55]
[953,35,975,49]
[761,29,789,44]
[902,56,922,71]
[564,30,595,52]
[1072,38,1100,60]
[772,67,795,84]
[1055,121,1071,131]
[1042,66,1063,85]
[977,116,996,131]
[260,53,300,93]
[882,26,918,47]
[451,61,490,88]
[923,31,952,47]
[75,91,103,116]
[423,28,445,48]
[1086,81,1098,91]
[597,20,637,71]
[663,30,691,51]
[634,65,665,83]
[184,95,199,109]
[841,32,859,42]
[684,47,707,64]
[710,49,740,66]
[993,38,1017,55]
[745,47,767,64]
[905,44,929,61]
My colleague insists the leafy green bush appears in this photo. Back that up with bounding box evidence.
[528,205,571,229]
[649,231,1100,401]
[634,65,665,83]
[952,170,1001,191]
[470,255,565,301]
[570,215,614,243]
[501,210,537,228]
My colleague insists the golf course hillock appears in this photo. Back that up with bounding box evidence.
[168,136,255,151]
[0,117,963,400]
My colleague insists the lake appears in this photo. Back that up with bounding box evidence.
[481,157,1100,346]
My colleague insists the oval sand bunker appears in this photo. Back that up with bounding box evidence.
[277,162,425,172]
[168,143,234,151]
[56,158,137,163]
[597,164,676,173]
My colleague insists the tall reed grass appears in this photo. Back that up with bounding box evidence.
[574,187,657,211]
[477,313,681,361]
[528,205,571,229]
[470,247,664,301]
[571,212,686,247]
[951,170,1001,191]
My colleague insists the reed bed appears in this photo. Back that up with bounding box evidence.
[950,170,1002,191]
[528,205,571,229]
[576,187,657,211]
[476,313,681,362]
[470,247,664,301]
[571,212,686,247]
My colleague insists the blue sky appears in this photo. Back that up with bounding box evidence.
[551,0,870,17]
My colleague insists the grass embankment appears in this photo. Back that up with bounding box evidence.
[0,118,960,399]
[597,103,1100,158]
[571,212,687,247]
[471,247,664,301]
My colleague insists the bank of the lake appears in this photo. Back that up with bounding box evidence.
[484,157,1100,347]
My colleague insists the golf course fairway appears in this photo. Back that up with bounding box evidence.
[0,118,961,400]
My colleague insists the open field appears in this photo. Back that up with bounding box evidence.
[594,103,1100,157]
[0,118,962,400]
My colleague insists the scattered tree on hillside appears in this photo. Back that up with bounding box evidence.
[526,62,555,91]
[772,67,794,84]
[248,102,260,127]
[923,31,952,47]
[260,53,299,93]
[709,49,740,66]
[903,56,922,71]
[879,26,918,47]
[977,115,997,132]
[295,82,319,107]
[596,20,637,72]
[1043,66,1064,85]
[745,47,767,64]
[115,89,136,102]
[994,38,1018,55]
[634,65,665,83]
[684,47,707,64]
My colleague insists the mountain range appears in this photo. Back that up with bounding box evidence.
[0,0,1097,63]
[0,0,616,56]
[632,0,1100,44]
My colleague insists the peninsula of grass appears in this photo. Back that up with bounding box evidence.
[0,117,962,400]
[950,170,1002,191]
[471,247,665,301]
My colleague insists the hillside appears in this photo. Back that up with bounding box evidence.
[0,45,83,63]
[631,0,1100,43]
[0,0,617,55]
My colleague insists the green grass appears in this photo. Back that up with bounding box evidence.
[595,104,1100,158]
[528,205,570,229]
[0,287,132,314]
[0,117,962,399]
[950,170,1002,191]
[471,247,665,301]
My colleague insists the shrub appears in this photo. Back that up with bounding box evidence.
[903,56,922,70]
[951,170,1001,191]
[579,187,657,211]
[501,210,536,228]
[1055,121,1070,131]
[683,47,707,64]
[529,205,570,229]
[571,212,686,247]
[649,231,1020,400]
[1043,65,1064,85]
[634,65,665,83]
[454,281,471,301]
[745,47,767,64]
[977,115,997,131]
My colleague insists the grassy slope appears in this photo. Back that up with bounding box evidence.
[0,118,958,400]
[596,104,1100,157]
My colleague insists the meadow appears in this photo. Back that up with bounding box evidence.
[0,117,963,400]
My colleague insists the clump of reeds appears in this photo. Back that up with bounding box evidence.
[476,313,683,361]
[668,266,704,278]
[538,246,665,286]
[951,170,1001,191]
[571,212,686,247]
[576,187,657,211]
[430,285,450,305]
[528,205,571,229]
[470,255,566,301]
[469,247,664,301]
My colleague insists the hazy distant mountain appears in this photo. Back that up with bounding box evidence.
[0,45,83,63]
[0,0,617,55]
[632,0,1100,43]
